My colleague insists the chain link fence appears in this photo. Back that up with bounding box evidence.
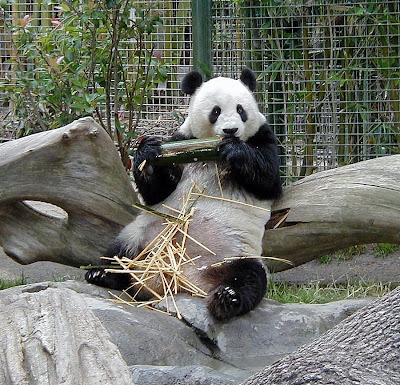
[1,0,399,183]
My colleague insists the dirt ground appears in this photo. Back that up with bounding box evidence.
[274,244,400,286]
[0,244,399,287]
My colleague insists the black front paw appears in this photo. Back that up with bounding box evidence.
[218,137,250,170]
[133,137,162,176]
[207,285,242,320]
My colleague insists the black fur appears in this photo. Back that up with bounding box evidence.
[182,69,257,96]
[240,68,257,91]
[205,259,267,320]
[85,268,132,291]
[105,238,132,258]
[132,137,184,205]
[209,106,222,124]
[237,104,248,122]
[218,123,282,200]
[85,268,153,300]
[181,71,203,95]
[131,132,195,206]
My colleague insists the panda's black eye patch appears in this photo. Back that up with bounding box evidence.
[237,104,247,122]
[209,106,221,124]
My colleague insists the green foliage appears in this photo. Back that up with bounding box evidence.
[1,0,167,168]
[0,275,27,290]
[374,243,399,258]
[255,0,400,179]
[318,244,399,264]
[318,245,365,264]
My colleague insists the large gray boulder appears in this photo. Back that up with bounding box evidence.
[0,283,134,385]
[0,280,373,384]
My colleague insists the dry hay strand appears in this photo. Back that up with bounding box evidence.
[106,185,211,319]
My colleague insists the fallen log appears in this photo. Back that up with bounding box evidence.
[0,117,137,266]
[241,287,400,385]
[264,154,400,272]
[0,117,399,269]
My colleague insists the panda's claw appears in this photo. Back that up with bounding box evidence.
[85,268,107,285]
[133,137,162,175]
[85,268,132,291]
[207,285,242,320]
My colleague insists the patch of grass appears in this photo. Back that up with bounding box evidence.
[0,276,27,290]
[267,278,395,304]
[374,243,399,258]
[317,254,333,264]
[317,245,366,264]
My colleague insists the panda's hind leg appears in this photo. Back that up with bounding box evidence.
[205,259,267,320]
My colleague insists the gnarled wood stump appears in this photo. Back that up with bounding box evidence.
[0,117,137,266]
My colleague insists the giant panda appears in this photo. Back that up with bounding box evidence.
[86,69,282,320]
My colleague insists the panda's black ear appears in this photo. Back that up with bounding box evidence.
[181,71,203,95]
[240,68,257,92]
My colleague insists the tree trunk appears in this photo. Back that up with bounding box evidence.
[241,287,400,385]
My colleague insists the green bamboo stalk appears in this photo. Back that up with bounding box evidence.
[164,0,190,101]
[154,137,221,166]
[41,2,52,27]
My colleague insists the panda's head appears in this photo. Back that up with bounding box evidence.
[178,69,266,142]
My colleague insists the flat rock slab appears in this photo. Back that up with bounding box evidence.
[0,280,372,383]
[130,365,237,385]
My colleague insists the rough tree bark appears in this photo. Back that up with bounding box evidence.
[241,287,400,385]
[0,117,399,269]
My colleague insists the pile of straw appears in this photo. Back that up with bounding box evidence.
[105,185,213,319]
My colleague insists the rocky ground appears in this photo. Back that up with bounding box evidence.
[274,244,400,286]
[0,245,398,384]
[0,279,375,384]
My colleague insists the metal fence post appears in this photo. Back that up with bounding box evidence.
[191,0,212,79]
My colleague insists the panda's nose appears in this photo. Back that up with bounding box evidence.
[223,128,238,136]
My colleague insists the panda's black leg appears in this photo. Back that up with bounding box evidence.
[84,237,131,290]
[205,259,267,320]
[85,268,132,291]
